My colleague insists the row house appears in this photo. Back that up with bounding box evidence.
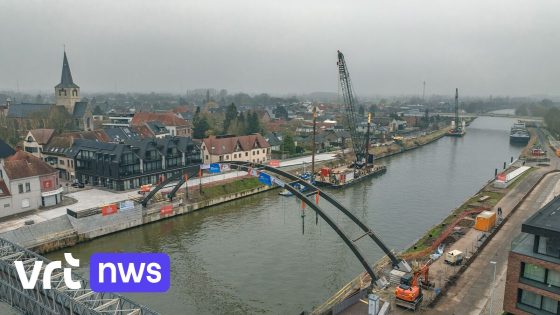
[69,137,201,191]
[24,129,109,181]
[201,134,271,164]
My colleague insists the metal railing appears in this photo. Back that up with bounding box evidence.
[0,238,159,315]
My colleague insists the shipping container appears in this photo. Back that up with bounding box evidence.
[474,211,496,232]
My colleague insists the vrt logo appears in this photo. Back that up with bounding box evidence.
[15,253,81,290]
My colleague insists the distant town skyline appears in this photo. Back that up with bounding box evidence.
[1,0,559,97]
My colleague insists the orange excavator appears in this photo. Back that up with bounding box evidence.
[395,260,433,310]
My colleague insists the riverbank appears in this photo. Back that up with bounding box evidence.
[313,163,548,315]
[372,125,457,161]
[313,127,545,315]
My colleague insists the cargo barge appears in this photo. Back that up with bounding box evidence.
[510,122,530,144]
[315,164,386,188]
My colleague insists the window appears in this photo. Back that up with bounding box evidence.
[519,289,560,313]
[538,236,560,258]
[245,152,248,157]
[3,204,9,208]
[520,290,541,308]
[205,155,209,160]
[523,263,546,282]
[548,270,560,288]
[25,183,30,192]
[543,296,558,313]
[59,159,64,165]
[18,184,23,194]
[21,199,30,208]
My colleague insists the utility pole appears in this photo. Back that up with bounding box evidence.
[422,81,426,104]
[365,112,372,168]
[311,106,317,180]
[489,261,497,315]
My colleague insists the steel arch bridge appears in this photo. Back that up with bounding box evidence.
[0,238,159,315]
[141,161,411,287]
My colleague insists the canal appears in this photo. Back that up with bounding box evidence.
[48,116,524,314]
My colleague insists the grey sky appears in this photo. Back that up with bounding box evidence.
[1,0,559,96]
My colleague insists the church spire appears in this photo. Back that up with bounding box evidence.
[55,51,79,88]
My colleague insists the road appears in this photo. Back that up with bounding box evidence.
[430,171,560,315]
[429,131,560,315]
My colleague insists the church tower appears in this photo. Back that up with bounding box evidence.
[55,51,80,113]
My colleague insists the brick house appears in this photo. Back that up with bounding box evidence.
[503,196,560,314]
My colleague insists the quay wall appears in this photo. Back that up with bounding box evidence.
[0,185,276,254]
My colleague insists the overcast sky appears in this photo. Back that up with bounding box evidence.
[1,0,559,97]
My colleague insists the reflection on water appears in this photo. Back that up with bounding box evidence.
[48,116,523,314]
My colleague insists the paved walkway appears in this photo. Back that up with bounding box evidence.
[0,152,345,235]
[0,170,249,234]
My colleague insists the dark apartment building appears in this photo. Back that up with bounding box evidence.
[504,196,560,315]
[68,137,201,191]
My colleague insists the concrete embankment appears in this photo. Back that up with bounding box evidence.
[0,184,276,254]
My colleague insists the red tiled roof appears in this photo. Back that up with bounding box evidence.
[3,151,57,180]
[264,119,288,132]
[57,130,110,142]
[173,106,191,113]
[0,180,10,197]
[132,125,155,138]
[131,112,189,127]
[202,134,270,155]
[29,129,55,145]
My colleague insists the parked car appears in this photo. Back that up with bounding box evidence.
[71,182,85,188]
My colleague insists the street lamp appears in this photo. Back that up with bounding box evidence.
[489,261,497,315]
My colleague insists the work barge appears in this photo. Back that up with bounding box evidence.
[312,51,387,189]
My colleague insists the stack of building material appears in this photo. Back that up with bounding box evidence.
[389,269,407,286]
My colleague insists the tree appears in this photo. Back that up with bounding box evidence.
[223,103,238,134]
[193,116,210,139]
[544,107,560,137]
[358,105,365,116]
[368,104,379,113]
[245,111,261,134]
[282,134,296,155]
[192,106,210,138]
[46,107,72,132]
[273,105,289,120]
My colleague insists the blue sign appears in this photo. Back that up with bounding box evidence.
[209,163,221,173]
[90,253,170,292]
[258,172,273,186]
